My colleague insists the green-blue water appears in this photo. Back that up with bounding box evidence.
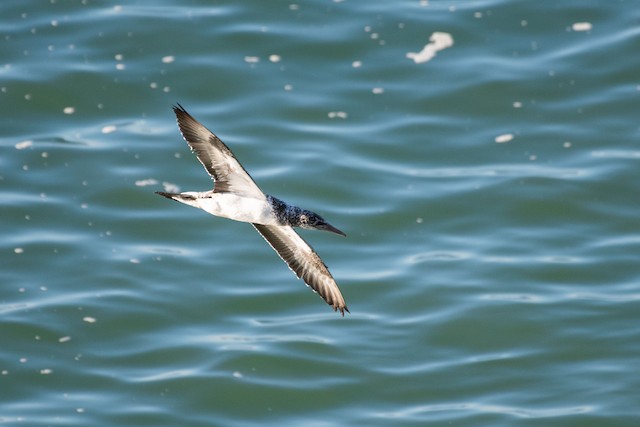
[2,1,640,426]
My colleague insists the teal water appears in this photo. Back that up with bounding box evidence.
[2,1,640,426]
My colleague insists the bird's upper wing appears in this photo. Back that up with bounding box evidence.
[252,223,348,316]
[173,104,264,199]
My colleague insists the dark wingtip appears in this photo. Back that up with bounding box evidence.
[173,103,186,114]
[173,104,193,124]
[337,305,350,316]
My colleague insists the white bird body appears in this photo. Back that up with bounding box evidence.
[174,191,279,226]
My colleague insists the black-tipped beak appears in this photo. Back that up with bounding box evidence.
[321,223,347,237]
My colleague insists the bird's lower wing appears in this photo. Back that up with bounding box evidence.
[252,224,348,315]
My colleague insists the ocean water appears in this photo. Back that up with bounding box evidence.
[2,1,640,426]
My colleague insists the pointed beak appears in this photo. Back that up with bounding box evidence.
[321,223,346,237]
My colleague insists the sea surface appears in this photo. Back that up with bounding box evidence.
[2,1,640,426]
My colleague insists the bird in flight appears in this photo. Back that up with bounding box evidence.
[156,105,349,315]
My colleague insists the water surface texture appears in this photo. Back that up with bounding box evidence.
[2,1,640,426]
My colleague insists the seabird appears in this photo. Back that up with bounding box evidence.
[156,104,349,315]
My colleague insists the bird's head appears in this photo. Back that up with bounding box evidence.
[298,210,346,236]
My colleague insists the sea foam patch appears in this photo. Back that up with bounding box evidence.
[407,32,454,64]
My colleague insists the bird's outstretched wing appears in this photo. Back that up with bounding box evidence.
[173,104,264,199]
[253,223,349,315]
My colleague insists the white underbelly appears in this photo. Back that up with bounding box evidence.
[196,193,278,225]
